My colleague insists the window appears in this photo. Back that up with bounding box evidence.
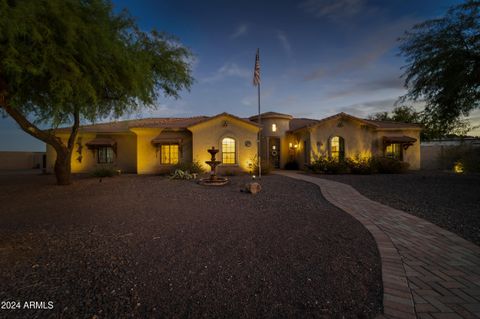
[97,146,114,164]
[161,144,179,164]
[222,137,236,164]
[385,143,402,160]
[272,123,277,132]
[330,136,345,161]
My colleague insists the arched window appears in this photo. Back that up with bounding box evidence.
[222,137,236,164]
[330,136,345,161]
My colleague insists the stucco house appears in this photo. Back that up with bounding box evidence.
[46,111,421,174]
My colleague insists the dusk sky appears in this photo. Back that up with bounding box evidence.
[1,0,478,151]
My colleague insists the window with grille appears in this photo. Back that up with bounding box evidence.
[161,144,179,164]
[222,137,236,164]
[97,147,114,164]
[385,143,402,160]
[330,136,345,161]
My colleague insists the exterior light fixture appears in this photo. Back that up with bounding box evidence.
[289,142,293,148]
[272,124,277,132]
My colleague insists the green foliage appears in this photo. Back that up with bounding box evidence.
[172,160,204,174]
[91,166,117,178]
[369,106,477,140]
[169,169,194,180]
[398,1,480,128]
[0,0,193,125]
[306,158,349,174]
[345,157,376,174]
[375,157,410,174]
[284,160,300,170]
[251,156,271,176]
[441,145,480,173]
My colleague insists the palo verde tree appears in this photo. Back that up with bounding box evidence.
[0,0,193,185]
[398,0,480,127]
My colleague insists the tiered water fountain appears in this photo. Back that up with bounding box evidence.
[198,146,229,186]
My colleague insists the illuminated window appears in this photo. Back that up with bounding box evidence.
[272,123,277,132]
[385,143,402,160]
[161,144,179,164]
[222,137,236,164]
[97,146,114,164]
[330,136,345,161]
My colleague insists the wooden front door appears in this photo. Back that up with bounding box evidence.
[269,137,280,168]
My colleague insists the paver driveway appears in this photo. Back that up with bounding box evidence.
[277,171,480,319]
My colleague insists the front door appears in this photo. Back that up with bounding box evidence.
[269,137,280,168]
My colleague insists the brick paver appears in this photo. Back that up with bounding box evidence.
[275,171,480,319]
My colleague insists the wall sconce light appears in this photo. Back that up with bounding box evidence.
[289,142,293,148]
[294,144,298,149]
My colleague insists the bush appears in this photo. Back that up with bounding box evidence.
[172,160,205,174]
[441,145,480,173]
[375,157,410,174]
[284,160,299,170]
[92,166,117,178]
[170,169,194,180]
[252,160,271,176]
[345,156,376,174]
[306,157,349,174]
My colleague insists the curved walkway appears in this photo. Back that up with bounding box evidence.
[275,171,480,319]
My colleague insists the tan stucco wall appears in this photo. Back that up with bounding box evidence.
[46,132,137,173]
[309,117,376,161]
[305,117,421,170]
[130,128,192,174]
[0,151,45,170]
[377,129,421,170]
[259,118,291,168]
[189,115,259,173]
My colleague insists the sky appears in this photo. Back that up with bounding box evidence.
[1,0,478,151]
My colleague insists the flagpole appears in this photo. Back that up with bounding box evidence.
[258,72,261,179]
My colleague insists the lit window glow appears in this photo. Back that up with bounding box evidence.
[385,143,402,160]
[222,137,236,164]
[161,144,179,164]
[330,136,345,161]
[272,123,277,132]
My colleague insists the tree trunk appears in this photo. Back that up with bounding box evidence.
[0,90,79,186]
[54,147,73,185]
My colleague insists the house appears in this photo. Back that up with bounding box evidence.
[46,111,422,174]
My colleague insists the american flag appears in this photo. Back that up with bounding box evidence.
[253,48,260,86]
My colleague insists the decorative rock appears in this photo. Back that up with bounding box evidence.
[243,182,262,194]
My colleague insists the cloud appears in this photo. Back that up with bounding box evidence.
[276,31,292,57]
[202,63,250,83]
[299,0,368,19]
[337,98,397,118]
[304,17,418,81]
[230,24,248,39]
[326,75,404,99]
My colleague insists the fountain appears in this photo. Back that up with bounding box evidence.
[198,146,229,186]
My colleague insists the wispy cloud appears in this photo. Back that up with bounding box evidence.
[202,63,250,83]
[326,75,404,99]
[304,17,418,81]
[230,24,248,39]
[276,31,292,57]
[338,98,397,118]
[299,0,369,19]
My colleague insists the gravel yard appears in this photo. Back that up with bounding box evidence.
[316,171,480,246]
[0,173,382,318]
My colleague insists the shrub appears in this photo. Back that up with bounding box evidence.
[375,157,410,174]
[441,145,480,173]
[169,169,194,180]
[345,156,376,174]
[172,160,205,174]
[306,157,349,174]
[251,160,271,176]
[223,170,236,176]
[92,166,117,178]
[284,160,299,170]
